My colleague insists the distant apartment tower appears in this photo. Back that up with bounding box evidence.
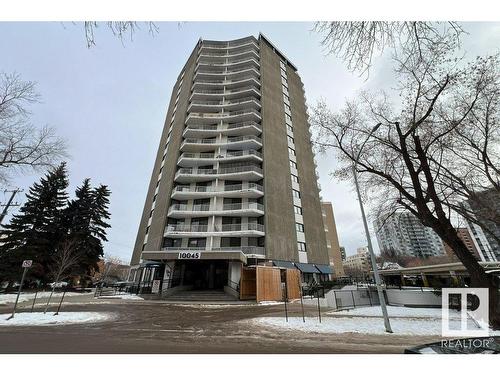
[464,188,500,262]
[443,228,481,260]
[343,247,370,273]
[321,202,345,277]
[129,35,331,295]
[374,211,445,258]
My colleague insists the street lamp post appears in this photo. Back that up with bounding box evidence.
[352,123,393,333]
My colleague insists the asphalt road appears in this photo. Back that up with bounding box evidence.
[0,298,440,354]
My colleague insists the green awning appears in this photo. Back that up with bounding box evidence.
[273,260,295,269]
[295,262,320,273]
[315,264,333,274]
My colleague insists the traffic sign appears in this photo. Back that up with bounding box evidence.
[22,260,33,268]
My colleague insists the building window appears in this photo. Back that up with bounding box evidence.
[152,194,157,202]
[296,223,304,232]
[291,174,299,183]
[280,60,286,70]
[298,242,307,252]
[283,95,290,105]
[292,189,301,199]
[281,77,288,87]
[283,86,289,96]
[287,135,294,144]
[284,104,291,115]
[149,209,154,218]
[285,113,292,123]
[145,226,150,234]
[294,205,302,215]
[290,160,297,170]
[288,147,296,157]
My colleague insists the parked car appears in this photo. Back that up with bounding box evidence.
[48,281,68,288]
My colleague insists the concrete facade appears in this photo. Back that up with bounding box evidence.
[129,35,330,293]
[321,202,345,277]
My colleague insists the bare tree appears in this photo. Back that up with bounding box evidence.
[314,21,465,76]
[0,72,67,184]
[44,239,80,314]
[310,26,500,327]
[82,22,159,48]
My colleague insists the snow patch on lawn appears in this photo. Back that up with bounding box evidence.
[251,306,500,336]
[258,301,284,305]
[0,292,93,305]
[97,294,144,300]
[254,316,446,336]
[0,312,114,326]
[328,306,460,319]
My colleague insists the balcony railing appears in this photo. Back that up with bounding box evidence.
[193,76,259,86]
[169,204,211,212]
[216,223,264,232]
[183,138,218,145]
[227,135,262,143]
[173,183,263,195]
[212,246,265,256]
[190,97,260,107]
[187,109,261,119]
[224,182,263,192]
[180,150,262,161]
[190,86,260,97]
[184,122,262,133]
[222,202,264,211]
[174,185,214,193]
[176,165,263,176]
[165,224,209,232]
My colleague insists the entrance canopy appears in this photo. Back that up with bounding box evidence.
[139,261,163,269]
[272,260,295,269]
[295,262,320,273]
[314,264,333,274]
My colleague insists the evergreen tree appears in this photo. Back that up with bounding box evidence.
[64,180,111,282]
[0,163,69,284]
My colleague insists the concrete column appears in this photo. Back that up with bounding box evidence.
[420,273,429,287]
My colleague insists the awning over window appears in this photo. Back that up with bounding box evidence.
[315,264,333,274]
[273,260,296,269]
[295,262,320,273]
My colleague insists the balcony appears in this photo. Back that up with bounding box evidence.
[221,202,264,216]
[200,40,259,53]
[171,182,264,200]
[174,165,264,183]
[177,149,262,167]
[167,201,264,218]
[196,58,260,72]
[194,67,260,82]
[215,223,265,236]
[180,135,262,152]
[192,76,261,91]
[185,109,261,125]
[164,223,264,238]
[188,96,261,113]
[182,121,262,138]
[197,49,260,64]
[190,86,261,101]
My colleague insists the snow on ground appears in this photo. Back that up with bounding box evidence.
[0,292,93,305]
[0,312,114,326]
[251,306,500,336]
[328,305,460,319]
[255,316,445,335]
[97,294,143,300]
[258,301,284,305]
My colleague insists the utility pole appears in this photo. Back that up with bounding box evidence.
[0,188,22,225]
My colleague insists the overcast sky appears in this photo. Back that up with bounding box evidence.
[1,22,499,262]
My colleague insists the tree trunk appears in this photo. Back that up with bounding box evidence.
[438,223,500,329]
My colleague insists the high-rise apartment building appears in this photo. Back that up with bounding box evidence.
[321,202,345,277]
[129,35,331,297]
[463,188,500,262]
[374,211,445,258]
[443,228,481,260]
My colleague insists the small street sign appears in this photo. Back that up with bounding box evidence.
[22,260,33,268]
